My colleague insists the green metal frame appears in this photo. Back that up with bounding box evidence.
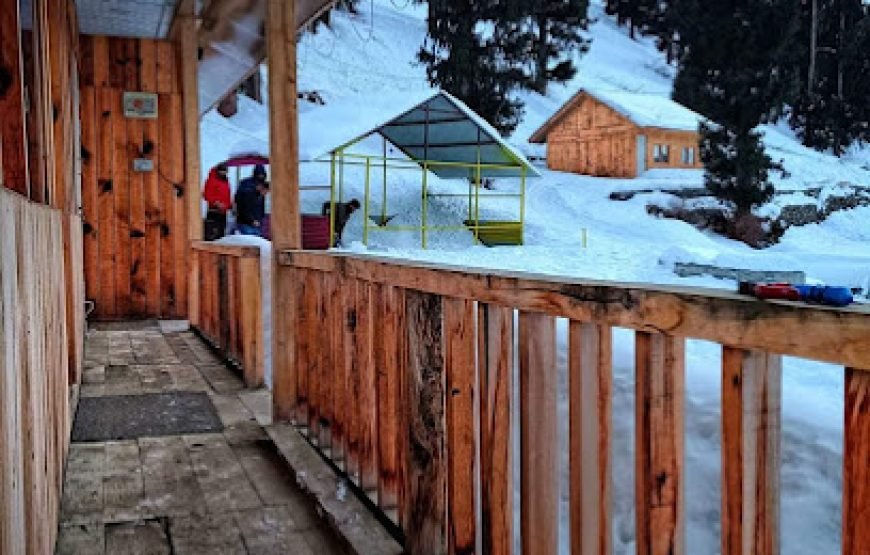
[325,145,527,250]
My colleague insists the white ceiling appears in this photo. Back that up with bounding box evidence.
[19,0,180,38]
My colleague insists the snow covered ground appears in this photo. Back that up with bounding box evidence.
[199,1,870,553]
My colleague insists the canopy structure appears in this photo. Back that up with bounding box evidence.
[320,91,539,249]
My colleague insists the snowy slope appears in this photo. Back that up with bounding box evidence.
[199,2,870,554]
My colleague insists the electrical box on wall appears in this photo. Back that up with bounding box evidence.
[123,92,158,119]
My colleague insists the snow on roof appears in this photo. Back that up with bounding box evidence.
[301,90,540,179]
[529,88,706,142]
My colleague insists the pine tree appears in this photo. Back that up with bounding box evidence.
[789,0,869,155]
[525,0,591,94]
[673,0,800,213]
[418,1,526,134]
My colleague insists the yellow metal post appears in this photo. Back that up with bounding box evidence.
[520,165,527,245]
[474,146,481,245]
[422,162,428,249]
[329,151,337,249]
[382,137,388,224]
[364,156,371,245]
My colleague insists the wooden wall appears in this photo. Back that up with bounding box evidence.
[543,94,704,178]
[79,35,189,320]
[0,188,72,555]
[644,128,704,171]
[546,95,639,178]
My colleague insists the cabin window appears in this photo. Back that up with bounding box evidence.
[681,147,696,165]
[653,144,670,163]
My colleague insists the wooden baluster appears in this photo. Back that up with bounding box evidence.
[635,332,685,555]
[376,284,404,511]
[844,367,870,555]
[479,304,513,555]
[569,321,613,555]
[319,272,335,448]
[721,348,781,555]
[341,278,360,478]
[445,297,476,555]
[404,291,447,554]
[239,255,263,388]
[520,311,559,555]
[356,280,378,491]
[295,269,311,428]
[331,274,346,464]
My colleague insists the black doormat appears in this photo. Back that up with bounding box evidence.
[72,392,224,442]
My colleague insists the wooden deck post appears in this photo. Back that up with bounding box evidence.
[843,367,870,555]
[267,0,302,422]
[520,311,559,555]
[0,0,29,195]
[635,332,685,555]
[569,321,613,555]
[175,0,202,327]
[721,348,781,555]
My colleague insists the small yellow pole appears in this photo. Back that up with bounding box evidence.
[329,151,337,249]
[520,165,527,245]
[422,162,428,249]
[582,228,588,249]
[382,137,388,224]
[364,156,371,245]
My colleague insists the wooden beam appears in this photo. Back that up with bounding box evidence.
[569,321,613,555]
[279,251,870,370]
[176,4,202,327]
[478,304,513,555]
[520,311,558,555]
[268,0,302,423]
[721,348,781,555]
[635,332,685,555]
[403,291,447,554]
[0,0,28,195]
[843,367,870,555]
[444,297,476,555]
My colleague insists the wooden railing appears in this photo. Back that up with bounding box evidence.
[275,250,870,555]
[192,242,264,388]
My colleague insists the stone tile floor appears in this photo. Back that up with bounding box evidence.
[56,322,349,555]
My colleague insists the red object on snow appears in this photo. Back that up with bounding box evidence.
[751,283,801,301]
[302,215,331,250]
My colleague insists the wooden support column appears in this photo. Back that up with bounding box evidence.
[569,321,613,555]
[0,0,28,195]
[176,0,201,325]
[520,311,559,555]
[403,291,447,555]
[635,332,685,555]
[478,304,513,555]
[721,348,781,555]
[843,367,870,555]
[268,0,302,422]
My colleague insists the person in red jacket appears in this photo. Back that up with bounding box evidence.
[203,163,232,240]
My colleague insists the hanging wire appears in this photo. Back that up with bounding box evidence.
[390,0,412,8]
[348,0,375,43]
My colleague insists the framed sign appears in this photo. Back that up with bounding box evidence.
[123,92,158,119]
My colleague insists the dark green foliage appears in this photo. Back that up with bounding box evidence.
[672,0,799,212]
[788,0,870,154]
[699,123,777,213]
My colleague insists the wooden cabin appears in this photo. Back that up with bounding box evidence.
[529,89,705,178]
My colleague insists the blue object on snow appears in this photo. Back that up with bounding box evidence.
[794,285,854,307]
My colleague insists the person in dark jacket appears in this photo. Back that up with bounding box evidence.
[235,165,269,236]
[322,198,361,247]
[202,163,232,240]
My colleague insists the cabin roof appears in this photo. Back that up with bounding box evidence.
[529,88,706,143]
[304,90,540,180]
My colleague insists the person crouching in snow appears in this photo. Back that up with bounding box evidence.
[235,165,269,236]
[322,198,361,247]
[203,163,232,240]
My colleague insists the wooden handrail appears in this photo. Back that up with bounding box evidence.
[276,249,870,555]
[192,240,262,258]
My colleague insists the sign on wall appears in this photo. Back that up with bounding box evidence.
[123,92,159,119]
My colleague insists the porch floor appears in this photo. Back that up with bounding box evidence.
[57,321,349,555]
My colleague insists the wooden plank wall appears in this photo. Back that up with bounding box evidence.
[192,242,264,388]
[645,128,704,171]
[0,188,71,555]
[546,95,639,178]
[79,35,188,320]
